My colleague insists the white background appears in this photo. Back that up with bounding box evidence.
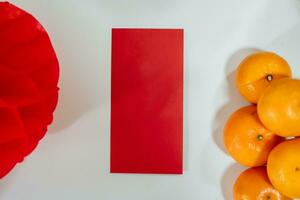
[1,0,300,199]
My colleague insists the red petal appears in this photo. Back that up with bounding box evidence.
[0,14,44,56]
[0,2,26,25]
[0,2,59,179]
[0,107,25,144]
[19,92,58,140]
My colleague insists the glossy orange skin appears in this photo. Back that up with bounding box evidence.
[224,105,282,167]
[258,79,300,137]
[234,167,291,200]
[236,52,292,103]
[267,138,300,199]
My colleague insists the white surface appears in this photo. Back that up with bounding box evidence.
[1,0,300,199]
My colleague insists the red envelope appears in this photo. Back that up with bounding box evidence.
[111,28,184,174]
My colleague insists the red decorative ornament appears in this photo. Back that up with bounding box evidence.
[0,2,59,178]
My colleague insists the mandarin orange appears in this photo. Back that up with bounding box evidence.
[234,167,291,200]
[236,52,291,103]
[267,138,300,199]
[224,105,282,167]
[258,78,300,137]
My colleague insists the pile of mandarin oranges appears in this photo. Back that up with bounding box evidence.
[223,51,300,200]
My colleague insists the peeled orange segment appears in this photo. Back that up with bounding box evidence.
[236,51,292,103]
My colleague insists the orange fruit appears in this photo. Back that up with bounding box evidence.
[224,105,282,167]
[236,52,292,103]
[267,138,300,199]
[258,78,300,137]
[234,167,291,200]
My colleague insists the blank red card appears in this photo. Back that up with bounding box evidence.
[110,28,183,174]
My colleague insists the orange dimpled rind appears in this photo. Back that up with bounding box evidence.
[224,50,299,199]
[224,105,281,167]
[236,51,292,103]
[267,138,300,199]
[234,167,291,200]
[258,79,300,137]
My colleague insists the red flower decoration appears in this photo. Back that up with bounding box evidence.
[0,2,59,178]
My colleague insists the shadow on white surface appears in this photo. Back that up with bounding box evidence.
[39,2,106,133]
[266,22,300,67]
[221,163,245,200]
[48,64,97,133]
[0,171,17,198]
[212,48,261,154]
[183,35,190,172]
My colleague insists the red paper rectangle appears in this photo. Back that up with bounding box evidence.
[110,28,183,174]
